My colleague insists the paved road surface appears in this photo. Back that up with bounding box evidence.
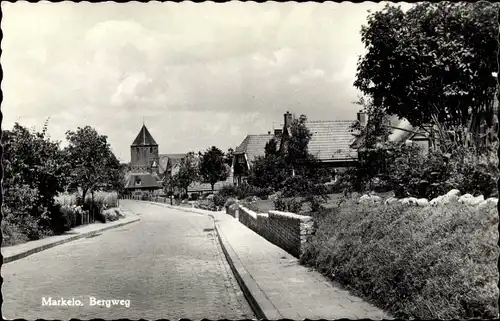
[2,200,254,320]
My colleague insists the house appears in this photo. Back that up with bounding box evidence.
[350,114,434,156]
[231,111,360,184]
[232,133,279,185]
[278,111,359,168]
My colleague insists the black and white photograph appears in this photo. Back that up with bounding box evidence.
[1,1,499,320]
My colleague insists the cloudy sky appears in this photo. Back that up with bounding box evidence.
[2,1,413,162]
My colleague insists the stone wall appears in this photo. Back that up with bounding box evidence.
[238,206,315,258]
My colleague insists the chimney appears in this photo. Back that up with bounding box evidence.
[284,111,293,128]
[357,111,367,127]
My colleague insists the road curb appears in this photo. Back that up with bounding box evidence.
[144,201,281,320]
[214,222,282,320]
[3,216,141,264]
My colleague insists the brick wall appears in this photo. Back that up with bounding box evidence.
[225,204,238,218]
[238,206,260,234]
[238,206,315,258]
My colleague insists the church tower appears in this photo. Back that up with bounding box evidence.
[130,124,159,173]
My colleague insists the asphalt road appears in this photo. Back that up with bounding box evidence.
[2,200,254,320]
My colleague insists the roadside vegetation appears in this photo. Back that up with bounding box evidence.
[2,121,124,247]
[180,2,499,319]
[301,200,499,319]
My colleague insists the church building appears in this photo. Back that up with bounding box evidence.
[123,124,163,196]
[123,123,234,197]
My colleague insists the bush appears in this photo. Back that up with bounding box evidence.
[1,219,30,246]
[219,182,272,200]
[190,193,200,201]
[219,184,238,198]
[224,197,237,208]
[287,198,303,213]
[273,195,287,211]
[273,195,303,213]
[102,209,124,222]
[301,200,499,319]
[213,194,227,207]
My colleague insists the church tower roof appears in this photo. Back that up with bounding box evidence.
[131,125,158,146]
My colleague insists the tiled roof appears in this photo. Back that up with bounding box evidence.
[305,120,358,161]
[124,172,161,189]
[234,134,276,163]
[158,153,187,174]
[131,125,158,146]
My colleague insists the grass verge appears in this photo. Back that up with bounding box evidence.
[300,200,499,319]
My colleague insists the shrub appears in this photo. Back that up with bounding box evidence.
[301,200,499,319]
[273,195,287,211]
[272,195,304,213]
[219,184,238,198]
[213,194,227,207]
[286,198,303,213]
[241,201,261,213]
[102,209,124,222]
[280,176,312,198]
[190,193,200,201]
[224,197,237,208]
[1,219,30,246]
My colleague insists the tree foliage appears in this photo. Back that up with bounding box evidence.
[171,151,199,195]
[2,121,70,236]
[351,97,393,149]
[224,148,234,166]
[355,2,499,128]
[65,126,122,203]
[198,146,229,191]
[284,114,313,169]
[248,153,288,190]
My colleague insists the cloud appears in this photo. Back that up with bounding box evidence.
[2,1,415,162]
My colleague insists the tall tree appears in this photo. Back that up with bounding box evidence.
[350,97,393,149]
[264,138,279,157]
[355,2,499,128]
[248,154,288,190]
[284,114,313,175]
[3,122,69,209]
[224,148,234,166]
[2,121,70,235]
[64,126,122,204]
[172,152,199,195]
[199,146,229,192]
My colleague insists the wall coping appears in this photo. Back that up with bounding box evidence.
[268,210,312,222]
[239,205,258,220]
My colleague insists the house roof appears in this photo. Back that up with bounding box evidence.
[234,134,276,163]
[131,125,158,146]
[351,115,433,150]
[124,172,161,189]
[304,120,358,161]
[158,153,187,174]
